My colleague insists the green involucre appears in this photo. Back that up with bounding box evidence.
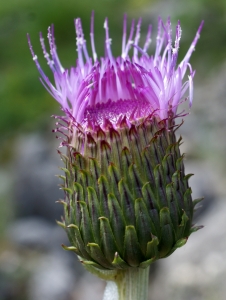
[58,118,202,270]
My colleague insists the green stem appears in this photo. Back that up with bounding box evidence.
[103,267,150,300]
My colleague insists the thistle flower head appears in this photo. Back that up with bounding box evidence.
[28,14,203,271]
[28,13,203,132]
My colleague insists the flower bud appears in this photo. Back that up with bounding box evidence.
[28,13,203,270]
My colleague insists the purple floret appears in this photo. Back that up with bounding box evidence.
[28,12,203,131]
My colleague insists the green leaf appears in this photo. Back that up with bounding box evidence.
[193,197,204,208]
[146,235,159,259]
[165,237,188,258]
[109,127,121,170]
[121,147,132,184]
[190,225,204,234]
[128,163,143,198]
[87,243,113,269]
[57,175,66,182]
[160,207,172,226]
[141,147,155,183]
[74,182,84,202]
[60,167,70,176]
[139,257,156,268]
[135,198,157,254]
[73,152,87,170]
[108,163,121,200]
[79,201,95,246]
[183,173,194,189]
[80,169,94,189]
[87,186,101,244]
[159,224,174,258]
[67,224,92,260]
[61,187,73,194]
[100,140,111,175]
[112,252,128,269]
[81,260,110,271]
[166,182,174,205]
[56,200,67,208]
[154,164,167,208]
[172,171,180,191]
[118,178,135,225]
[124,225,143,267]
[176,156,184,172]
[148,137,161,166]
[61,244,79,254]
[56,220,66,229]
[169,201,179,239]
[141,182,157,211]
[98,175,110,217]
[89,158,101,181]
[99,217,118,263]
[159,208,174,257]
[174,237,188,248]
[178,210,189,237]
[107,193,125,254]
[149,208,161,237]
[183,189,193,221]
[162,154,173,184]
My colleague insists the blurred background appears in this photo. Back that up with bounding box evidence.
[0,0,226,299]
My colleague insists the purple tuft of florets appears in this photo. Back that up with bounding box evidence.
[28,12,203,131]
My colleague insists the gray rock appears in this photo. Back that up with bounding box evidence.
[7,217,67,251]
[13,132,64,222]
[27,253,76,300]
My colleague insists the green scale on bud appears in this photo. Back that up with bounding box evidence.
[58,117,202,271]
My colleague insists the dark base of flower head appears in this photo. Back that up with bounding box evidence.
[57,115,202,270]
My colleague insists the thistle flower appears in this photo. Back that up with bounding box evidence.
[28,13,203,273]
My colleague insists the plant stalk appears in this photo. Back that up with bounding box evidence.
[103,267,150,300]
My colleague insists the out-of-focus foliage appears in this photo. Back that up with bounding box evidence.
[173,0,226,76]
